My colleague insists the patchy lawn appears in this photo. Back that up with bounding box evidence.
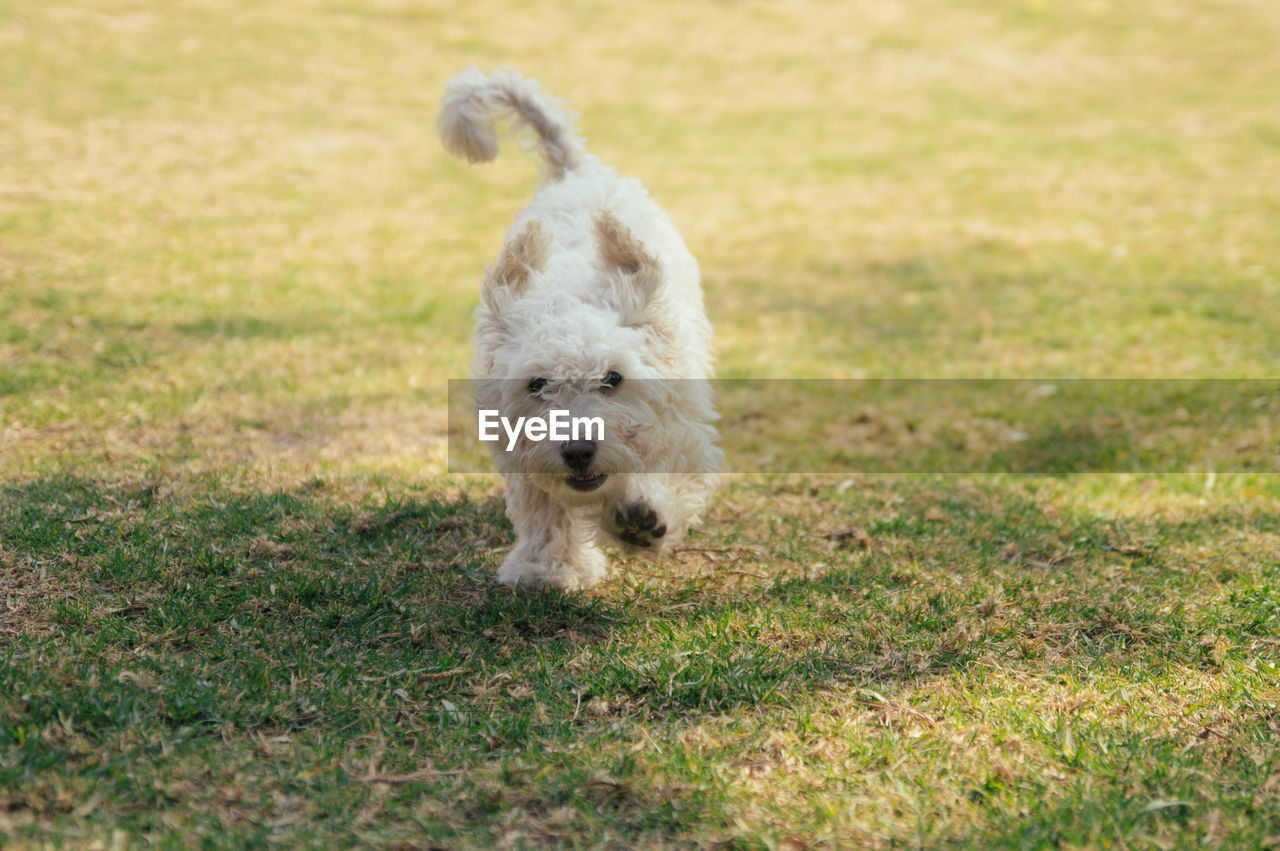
[3,0,1279,846]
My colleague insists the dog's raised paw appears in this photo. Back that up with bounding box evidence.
[610,501,667,548]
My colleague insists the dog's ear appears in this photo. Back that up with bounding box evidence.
[481,219,549,312]
[594,211,662,307]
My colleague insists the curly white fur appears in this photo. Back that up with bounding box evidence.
[439,67,722,590]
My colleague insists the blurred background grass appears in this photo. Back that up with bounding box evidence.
[3,0,1278,480]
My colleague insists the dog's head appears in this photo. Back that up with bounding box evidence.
[472,213,680,502]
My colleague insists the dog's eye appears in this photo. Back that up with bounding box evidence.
[527,377,548,394]
[602,371,623,389]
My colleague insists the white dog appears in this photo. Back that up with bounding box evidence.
[438,68,722,590]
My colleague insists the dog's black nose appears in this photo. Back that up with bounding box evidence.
[560,440,596,473]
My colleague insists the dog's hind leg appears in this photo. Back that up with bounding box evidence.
[497,476,608,591]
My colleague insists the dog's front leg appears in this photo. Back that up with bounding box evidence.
[497,476,607,590]
[601,473,679,555]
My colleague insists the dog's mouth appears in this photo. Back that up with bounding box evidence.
[565,473,607,492]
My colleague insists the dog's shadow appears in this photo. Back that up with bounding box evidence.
[316,486,645,645]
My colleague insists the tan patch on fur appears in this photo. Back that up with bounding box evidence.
[594,211,659,277]
[484,219,549,295]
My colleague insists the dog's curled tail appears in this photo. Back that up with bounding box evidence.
[437,68,584,182]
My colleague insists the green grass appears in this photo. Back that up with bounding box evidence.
[3,474,1279,845]
[3,0,1280,846]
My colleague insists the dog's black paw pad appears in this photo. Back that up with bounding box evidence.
[611,501,666,548]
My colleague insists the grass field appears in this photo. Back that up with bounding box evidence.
[3,0,1280,846]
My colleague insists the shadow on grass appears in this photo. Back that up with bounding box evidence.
[3,473,1277,741]
[3,472,1279,845]
[0,474,625,648]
